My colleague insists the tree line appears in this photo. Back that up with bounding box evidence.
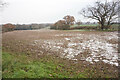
[2,23,52,32]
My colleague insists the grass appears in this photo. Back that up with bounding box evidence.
[70,24,119,31]
[71,24,98,27]
[63,29,91,31]
[71,24,119,27]
[2,51,87,78]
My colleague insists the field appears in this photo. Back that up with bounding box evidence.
[71,24,119,27]
[70,24,119,30]
[71,24,99,27]
[2,29,119,78]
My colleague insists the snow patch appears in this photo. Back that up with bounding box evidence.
[65,38,70,41]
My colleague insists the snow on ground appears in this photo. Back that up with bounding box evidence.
[32,32,118,66]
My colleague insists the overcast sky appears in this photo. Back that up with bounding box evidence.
[1,0,112,24]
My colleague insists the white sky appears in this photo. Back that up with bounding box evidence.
[1,0,113,24]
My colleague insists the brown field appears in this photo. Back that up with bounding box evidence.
[2,29,119,78]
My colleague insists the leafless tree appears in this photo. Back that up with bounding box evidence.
[0,0,6,8]
[80,0,120,30]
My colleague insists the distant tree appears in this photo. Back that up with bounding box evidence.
[63,15,75,26]
[93,22,96,24]
[80,1,120,30]
[53,20,69,30]
[76,20,82,25]
[51,15,75,30]
[2,23,16,32]
[50,24,56,29]
[0,0,6,8]
[86,21,90,24]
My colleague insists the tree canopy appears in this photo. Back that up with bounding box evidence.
[51,15,75,30]
[80,0,120,30]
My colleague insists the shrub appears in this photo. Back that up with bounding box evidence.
[51,15,75,30]
[2,23,16,32]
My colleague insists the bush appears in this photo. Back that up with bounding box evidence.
[51,15,75,30]
[2,23,16,32]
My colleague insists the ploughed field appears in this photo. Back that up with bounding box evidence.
[2,29,119,78]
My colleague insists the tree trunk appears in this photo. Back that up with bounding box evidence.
[100,19,105,30]
[101,23,104,30]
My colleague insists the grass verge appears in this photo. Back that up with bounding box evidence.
[2,51,87,78]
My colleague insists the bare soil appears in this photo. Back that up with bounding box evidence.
[2,29,119,78]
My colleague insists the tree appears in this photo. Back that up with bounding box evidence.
[0,0,6,8]
[76,20,82,25]
[63,15,75,26]
[51,15,75,30]
[2,23,16,32]
[80,0,120,30]
[53,20,69,30]
[86,21,90,24]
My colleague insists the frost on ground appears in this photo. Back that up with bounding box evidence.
[32,32,118,66]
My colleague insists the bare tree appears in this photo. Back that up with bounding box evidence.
[0,0,6,8]
[80,0,120,30]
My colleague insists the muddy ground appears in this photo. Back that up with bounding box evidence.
[2,29,119,78]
